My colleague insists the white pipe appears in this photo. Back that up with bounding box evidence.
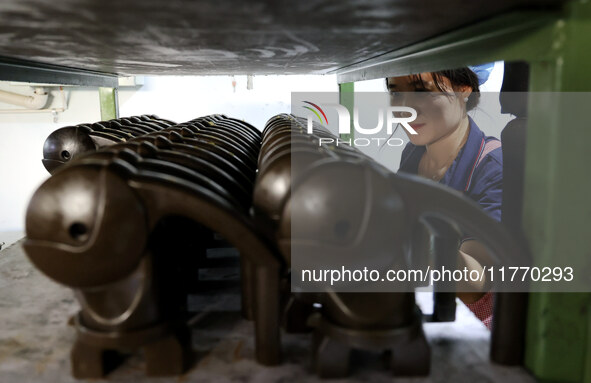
[0,87,49,109]
[0,108,65,114]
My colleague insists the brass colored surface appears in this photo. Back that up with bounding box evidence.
[42,115,174,174]
[25,115,283,378]
[26,111,528,379]
[253,114,527,378]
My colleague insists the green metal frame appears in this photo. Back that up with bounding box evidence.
[99,87,119,121]
[524,3,591,382]
[339,82,354,141]
[334,1,591,382]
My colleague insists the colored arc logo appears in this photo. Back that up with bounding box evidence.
[302,101,328,125]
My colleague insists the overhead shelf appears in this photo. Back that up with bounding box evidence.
[0,0,566,82]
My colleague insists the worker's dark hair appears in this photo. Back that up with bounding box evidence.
[386,67,480,111]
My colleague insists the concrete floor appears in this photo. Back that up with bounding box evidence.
[0,240,536,382]
[0,230,24,250]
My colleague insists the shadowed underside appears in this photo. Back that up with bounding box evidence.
[0,0,564,76]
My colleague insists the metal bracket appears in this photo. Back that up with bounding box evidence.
[0,56,118,87]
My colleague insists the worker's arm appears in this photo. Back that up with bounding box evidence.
[456,239,493,304]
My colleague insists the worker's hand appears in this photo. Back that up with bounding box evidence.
[456,239,491,304]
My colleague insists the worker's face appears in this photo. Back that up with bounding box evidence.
[386,73,470,146]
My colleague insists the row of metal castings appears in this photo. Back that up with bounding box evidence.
[68,114,263,297]
[253,112,371,329]
[256,115,530,378]
[24,115,285,378]
[54,113,262,290]
[114,116,262,211]
[42,114,178,173]
[254,113,367,230]
[254,113,431,378]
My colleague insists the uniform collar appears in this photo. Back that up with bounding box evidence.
[399,116,486,192]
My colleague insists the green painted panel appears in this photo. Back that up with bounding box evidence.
[339,82,354,141]
[522,2,591,382]
[99,87,119,121]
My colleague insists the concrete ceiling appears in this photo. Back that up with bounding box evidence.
[0,0,566,76]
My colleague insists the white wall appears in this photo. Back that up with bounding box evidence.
[119,75,338,130]
[0,82,103,236]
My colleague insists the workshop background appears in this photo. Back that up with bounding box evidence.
[0,0,588,382]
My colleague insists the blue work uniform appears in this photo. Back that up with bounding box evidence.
[398,116,503,223]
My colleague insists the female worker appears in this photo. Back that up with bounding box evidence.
[386,66,501,329]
